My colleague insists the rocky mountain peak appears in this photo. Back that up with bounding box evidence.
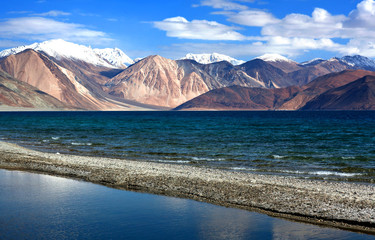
[255,53,294,63]
[181,53,245,65]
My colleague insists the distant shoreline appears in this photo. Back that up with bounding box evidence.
[1,106,375,112]
[0,141,374,234]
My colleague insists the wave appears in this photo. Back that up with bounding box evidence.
[155,160,191,164]
[279,170,363,177]
[52,137,60,140]
[191,157,226,161]
[309,171,362,177]
[71,142,92,146]
[230,167,256,171]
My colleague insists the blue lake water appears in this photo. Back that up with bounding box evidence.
[0,111,374,183]
[0,169,374,240]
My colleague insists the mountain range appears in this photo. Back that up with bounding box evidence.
[1,39,375,110]
[176,70,375,110]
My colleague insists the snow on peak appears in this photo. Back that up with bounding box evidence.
[0,39,133,68]
[181,53,245,65]
[134,57,145,63]
[255,54,294,63]
[93,48,134,68]
[340,55,375,69]
[300,58,325,66]
[0,44,33,58]
[328,57,340,62]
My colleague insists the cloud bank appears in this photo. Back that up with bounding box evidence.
[155,0,375,58]
[0,15,112,47]
[153,16,246,41]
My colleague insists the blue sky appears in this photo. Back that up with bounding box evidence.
[1,0,374,62]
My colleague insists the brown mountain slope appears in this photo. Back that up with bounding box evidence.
[288,59,351,86]
[51,57,160,110]
[0,50,135,110]
[280,69,375,110]
[0,69,69,109]
[266,60,302,73]
[301,75,375,110]
[107,55,221,108]
[174,85,300,110]
[198,60,269,88]
[236,59,294,88]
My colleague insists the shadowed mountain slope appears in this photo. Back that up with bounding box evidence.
[0,69,70,109]
[174,85,300,110]
[301,75,375,110]
[175,70,375,111]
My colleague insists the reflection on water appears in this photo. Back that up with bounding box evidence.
[197,208,273,239]
[0,169,374,240]
[271,220,364,240]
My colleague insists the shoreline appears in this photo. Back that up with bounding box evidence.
[0,141,374,234]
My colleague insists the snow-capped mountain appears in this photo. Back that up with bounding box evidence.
[134,57,145,63]
[181,53,245,65]
[93,48,134,68]
[0,39,133,69]
[298,55,375,70]
[339,55,375,71]
[255,54,295,63]
[300,58,325,66]
[254,53,302,73]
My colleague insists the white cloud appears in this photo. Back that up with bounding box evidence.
[261,8,346,38]
[195,0,253,11]
[259,1,375,41]
[33,10,71,17]
[337,38,375,57]
[345,0,375,28]
[0,17,111,45]
[226,10,280,26]
[153,16,246,41]
[230,1,375,41]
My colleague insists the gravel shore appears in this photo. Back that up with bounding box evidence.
[0,141,374,233]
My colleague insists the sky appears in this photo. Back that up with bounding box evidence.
[1,0,375,62]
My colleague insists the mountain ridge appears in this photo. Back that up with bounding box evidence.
[301,75,375,110]
[2,40,375,110]
[175,69,375,111]
[0,39,133,69]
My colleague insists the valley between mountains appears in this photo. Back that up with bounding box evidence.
[1,39,375,111]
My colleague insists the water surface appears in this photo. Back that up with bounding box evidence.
[0,169,374,240]
[0,111,374,182]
